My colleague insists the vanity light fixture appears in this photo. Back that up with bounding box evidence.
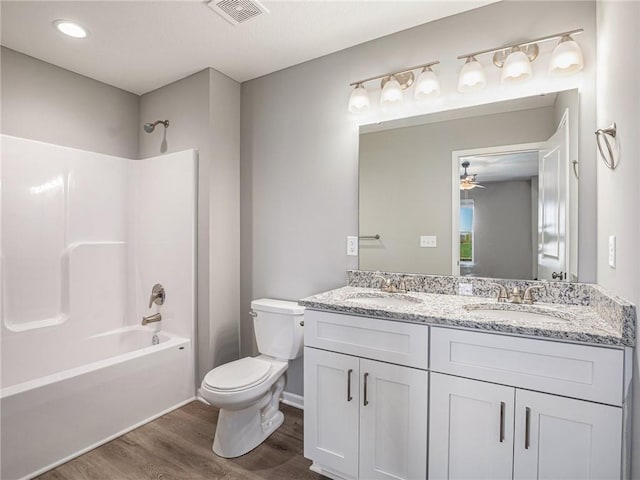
[348,83,371,114]
[347,60,439,113]
[457,28,584,90]
[499,45,536,84]
[380,75,404,107]
[458,56,486,92]
[53,19,88,38]
[549,34,584,75]
[415,66,441,100]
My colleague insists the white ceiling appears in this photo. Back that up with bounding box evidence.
[1,0,496,95]
[461,151,540,183]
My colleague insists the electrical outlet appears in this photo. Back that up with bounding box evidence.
[420,235,437,248]
[608,235,616,268]
[347,236,358,256]
[458,282,473,295]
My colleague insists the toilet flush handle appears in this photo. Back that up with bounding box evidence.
[249,310,257,317]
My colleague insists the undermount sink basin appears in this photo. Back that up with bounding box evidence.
[464,303,575,323]
[345,293,423,308]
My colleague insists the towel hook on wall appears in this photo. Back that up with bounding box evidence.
[595,122,617,170]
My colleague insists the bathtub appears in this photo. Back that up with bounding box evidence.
[0,326,195,480]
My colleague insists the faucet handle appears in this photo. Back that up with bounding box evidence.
[523,285,545,305]
[373,272,390,291]
[148,284,166,309]
[398,277,411,293]
[488,283,509,303]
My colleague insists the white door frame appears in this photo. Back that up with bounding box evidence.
[451,142,546,276]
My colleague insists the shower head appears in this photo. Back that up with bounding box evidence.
[143,120,170,133]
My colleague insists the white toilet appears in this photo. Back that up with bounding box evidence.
[200,298,304,458]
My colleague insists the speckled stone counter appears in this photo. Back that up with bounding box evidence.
[299,272,636,347]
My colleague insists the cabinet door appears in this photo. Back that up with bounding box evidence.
[429,373,515,480]
[304,347,360,479]
[514,389,622,480]
[359,359,428,480]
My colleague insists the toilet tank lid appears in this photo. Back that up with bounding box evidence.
[251,298,305,315]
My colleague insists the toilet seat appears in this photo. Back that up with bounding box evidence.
[204,357,272,392]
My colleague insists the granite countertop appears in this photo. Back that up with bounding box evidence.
[299,286,633,347]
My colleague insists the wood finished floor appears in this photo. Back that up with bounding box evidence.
[37,401,324,480]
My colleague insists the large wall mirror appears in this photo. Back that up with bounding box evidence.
[359,89,579,281]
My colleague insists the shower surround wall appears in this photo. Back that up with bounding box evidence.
[0,135,196,479]
[2,48,242,386]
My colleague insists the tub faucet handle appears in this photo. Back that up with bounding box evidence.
[148,284,166,309]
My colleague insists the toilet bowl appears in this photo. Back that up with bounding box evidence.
[200,298,304,458]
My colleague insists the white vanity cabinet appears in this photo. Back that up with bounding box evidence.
[429,327,625,480]
[429,374,515,480]
[429,373,622,480]
[304,310,429,480]
[512,389,622,480]
[303,309,628,480]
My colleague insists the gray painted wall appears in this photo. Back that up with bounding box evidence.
[241,1,597,397]
[1,47,139,158]
[464,180,534,279]
[595,2,640,475]
[359,107,554,276]
[139,69,241,383]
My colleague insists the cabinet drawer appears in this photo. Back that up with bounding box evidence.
[430,327,624,406]
[304,310,429,369]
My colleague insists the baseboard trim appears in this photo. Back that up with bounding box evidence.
[309,462,350,480]
[281,391,304,410]
[196,390,210,405]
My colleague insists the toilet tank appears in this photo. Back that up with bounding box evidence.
[251,298,304,360]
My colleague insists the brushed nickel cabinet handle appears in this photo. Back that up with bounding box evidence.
[347,369,353,402]
[499,402,506,443]
[525,407,531,449]
[363,372,369,406]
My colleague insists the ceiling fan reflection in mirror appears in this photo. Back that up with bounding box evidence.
[459,161,486,190]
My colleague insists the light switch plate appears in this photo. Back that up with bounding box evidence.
[608,235,616,268]
[458,283,473,295]
[420,235,437,248]
[347,236,358,256]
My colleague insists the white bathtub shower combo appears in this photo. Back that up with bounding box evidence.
[0,135,197,480]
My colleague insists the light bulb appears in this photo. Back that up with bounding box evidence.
[348,84,370,114]
[458,57,486,93]
[502,47,533,84]
[380,76,403,107]
[415,67,440,100]
[549,35,584,75]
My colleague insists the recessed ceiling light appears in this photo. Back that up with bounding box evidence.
[53,20,88,39]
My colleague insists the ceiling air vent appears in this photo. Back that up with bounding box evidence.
[205,0,269,25]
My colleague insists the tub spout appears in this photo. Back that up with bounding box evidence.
[142,313,162,325]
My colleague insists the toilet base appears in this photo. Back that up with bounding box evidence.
[212,376,286,458]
